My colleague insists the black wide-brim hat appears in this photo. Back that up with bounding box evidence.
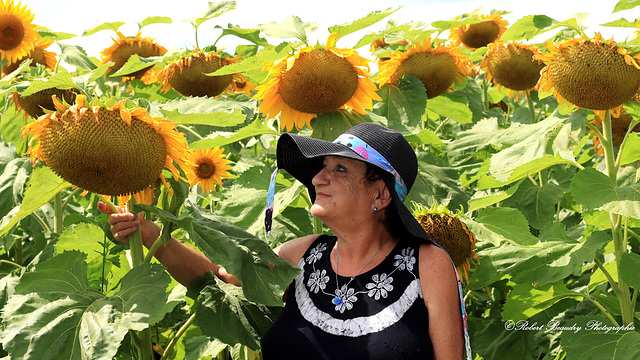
[277,122,433,244]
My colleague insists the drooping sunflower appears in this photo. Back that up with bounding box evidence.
[100,32,168,82]
[413,203,478,283]
[480,41,545,100]
[11,87,79,119]
[22,95,188,197]
[449,14,508,49]
[536,33,640,117]
[184,147,232,194]
[254,33,382,131]
[377,38,471,99]
[370,37,408,63]
[2,38,56,77]
[0,0,39,64]
[156,51,254,98]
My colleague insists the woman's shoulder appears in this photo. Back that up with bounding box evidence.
[274,234,327,266]
[418,243,454,274]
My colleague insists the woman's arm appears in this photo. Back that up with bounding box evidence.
[97,202,239,287]
[419,243,464,359]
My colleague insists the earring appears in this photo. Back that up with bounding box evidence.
[373,206,378,211]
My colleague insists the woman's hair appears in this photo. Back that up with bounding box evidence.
[364,163,404,238]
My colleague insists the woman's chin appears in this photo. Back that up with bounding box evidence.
[310,204,326,218]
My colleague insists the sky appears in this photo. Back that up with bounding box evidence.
[21,0,640,64]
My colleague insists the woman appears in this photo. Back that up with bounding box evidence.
[100,123,469,359]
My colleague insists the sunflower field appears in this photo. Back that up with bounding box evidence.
[1,0,640,359]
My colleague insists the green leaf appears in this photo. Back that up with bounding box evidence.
[561,315,640,359]
[187,1,237,28]
[471,228,609,289]
[151,96,252,126]
[488,111,585,184]
[0,166,71,237]
[408,152,470,212]
[138,204,299,306]
[0,104,29,159]
[426,92,473,124]
[0,157,30,220]
[467,207,539,246]
[310,109,365,141]
[207,44,294,78]
[614,0,640,12]
[139,16,172,29]
[58,43,98,71]
[328,7,399,42]
[620,252,640,290]
[258,16,319,44]
[619,133,640,165]
[82,21,125,36]
[404,128,444,149]
[216,26,269,46]
[373,76,427,132]
[109,53,165,77]
[87,62,114,83]
[502,281,577,321]
[21,71,81,97]
[572,167,640,219]
[601,18,640,27]
[447,118,506,166]
[500,15,558,41]
[431,17,486,31]
[469,318,537,360]
[0,251,172,360]
[517,182,565,230]
[467,180,524,213]
[195,281,278,349]
[190,119,279,149]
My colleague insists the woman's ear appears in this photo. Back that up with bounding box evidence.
[374,182,392,210]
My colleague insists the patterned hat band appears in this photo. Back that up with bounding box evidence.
[333,134,409,202]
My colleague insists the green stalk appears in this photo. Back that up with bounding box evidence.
[482,78,489,111]
[54,192,63,234]
[126,198,145,268]
[600,110,634,326]
[526,93,536,123]
[160,313,197,360]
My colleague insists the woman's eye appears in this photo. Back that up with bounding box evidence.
[336,165,347,172]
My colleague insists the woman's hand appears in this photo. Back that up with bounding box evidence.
[97,202,161,249]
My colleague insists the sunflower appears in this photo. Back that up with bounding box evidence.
[413,203,478,283]
[377,38,471,99]
[370,37,408,63]
[11,86,79,119]
[536,33,640,117]
[254,33,381,131]
[449,14,508,49]
[156,51,254,97]
[100,31,167,81]
[22,95,188,197]
[184,147,232,194]
[0,0,39,64]
[480,41,545,100]
[2,38,56,77]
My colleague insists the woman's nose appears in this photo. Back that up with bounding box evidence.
[312,167,329,186]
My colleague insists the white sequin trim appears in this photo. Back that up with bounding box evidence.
[295,259,422,337]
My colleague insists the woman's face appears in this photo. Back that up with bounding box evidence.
[310,156,380,223]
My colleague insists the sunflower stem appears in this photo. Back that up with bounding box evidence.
[160,312,197,360]
[54,192,63,234]
[526,93,536,123]
[126,198,145,268]
[482,78,489,111]
[601,109,634,326]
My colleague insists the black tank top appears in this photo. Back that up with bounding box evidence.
[261,235,433,359]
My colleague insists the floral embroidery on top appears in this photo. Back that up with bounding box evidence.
[365,273,394,300]
[333,285,358,313]
[304,239,419,313]
[393,248,416,271]
[308,269,330,293]
[306,243,327,264]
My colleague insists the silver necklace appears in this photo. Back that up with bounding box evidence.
[332,236,393,306]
